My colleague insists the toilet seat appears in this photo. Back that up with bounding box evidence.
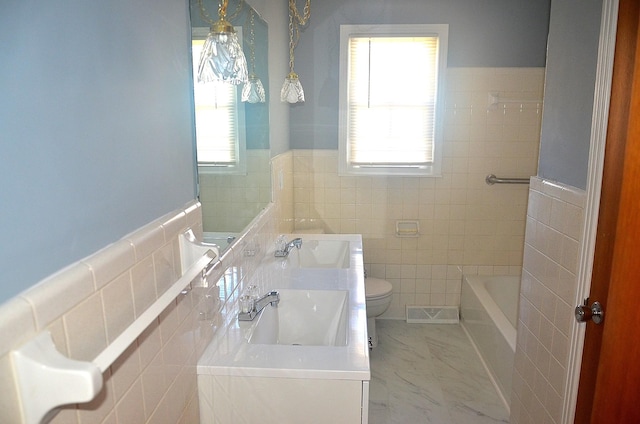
[365,278,393,300]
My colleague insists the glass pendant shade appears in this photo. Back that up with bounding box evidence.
[197,21,248,85]
[280,72,305,103]
[242,74,266,103]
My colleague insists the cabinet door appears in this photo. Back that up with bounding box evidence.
[201,375,365,423]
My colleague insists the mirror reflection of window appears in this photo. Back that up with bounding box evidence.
[192,36,247,174]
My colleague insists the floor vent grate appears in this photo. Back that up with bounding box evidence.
[406,306,459,324]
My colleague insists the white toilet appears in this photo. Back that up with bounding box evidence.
[364,277,393,349]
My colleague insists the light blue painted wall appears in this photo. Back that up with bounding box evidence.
[289,0,552,149]
[260,0,291,158]
[538,0,603,189]
[0,0,197,305]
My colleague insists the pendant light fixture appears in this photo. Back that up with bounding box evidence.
[197,0,248,85]
[241,9,266,103]
[280,0,311,104]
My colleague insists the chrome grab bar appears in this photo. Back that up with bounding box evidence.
[485,174,530,185]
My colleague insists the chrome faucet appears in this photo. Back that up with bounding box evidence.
[238,290,280,321]
[274,237,302,257]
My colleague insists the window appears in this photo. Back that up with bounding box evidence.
[339,25,448,176]
[192,29,246,174]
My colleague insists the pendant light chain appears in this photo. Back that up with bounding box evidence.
[281,0,310,103]
[290,0,311,26]
[288,12,296,73]
[225,0,244,22]
[197,0,216,26]
[197,0,244,26]
[218,0,227,19]
[287,0,311,74]
[248,10,256,73]
[242,9,266,103]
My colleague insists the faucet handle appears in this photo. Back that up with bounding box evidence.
[239,295,254,314]
[275,235,287,251]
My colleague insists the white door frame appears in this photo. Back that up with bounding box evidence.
[562,0,619,422]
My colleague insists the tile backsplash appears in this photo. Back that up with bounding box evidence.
[199,149,272,233]
[510,177,586,424]
[0,200,280,424]
[291,67,544,317]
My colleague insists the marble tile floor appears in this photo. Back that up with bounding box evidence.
[368,320,509,424]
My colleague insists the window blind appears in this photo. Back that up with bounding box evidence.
[347,36,439,166]
[192,39,238,166]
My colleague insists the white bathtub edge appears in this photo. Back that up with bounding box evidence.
[460,274,520,412]
[460,322,511,414]
[464,276,517,352]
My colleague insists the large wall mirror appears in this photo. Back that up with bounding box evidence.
[190,0,271,251]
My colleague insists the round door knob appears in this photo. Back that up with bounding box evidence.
[575,301,604,324]
[591,301,604,324]
[575,304,592,323]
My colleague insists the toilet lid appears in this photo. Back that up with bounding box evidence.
[365,278,393,300]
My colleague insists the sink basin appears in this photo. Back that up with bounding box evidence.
[248,289,349,346]
[296,240,350,269]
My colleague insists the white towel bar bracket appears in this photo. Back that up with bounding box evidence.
[12,331,103,424]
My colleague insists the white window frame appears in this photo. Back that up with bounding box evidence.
[338,24,448,177]
[192,27,247,175]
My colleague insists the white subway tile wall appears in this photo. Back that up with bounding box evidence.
[0,199,282,423]
[292,68,544,317]
[509,177,586,424]
[0,66,553,421]
[271,151,295,235]
[200,149,272,232]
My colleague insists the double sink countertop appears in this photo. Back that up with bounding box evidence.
[197,233,370,381]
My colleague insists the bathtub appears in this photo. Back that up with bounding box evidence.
[460,274,520,409]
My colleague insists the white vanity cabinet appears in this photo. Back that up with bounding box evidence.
[198,375,369,423]
[196,234,370,424]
